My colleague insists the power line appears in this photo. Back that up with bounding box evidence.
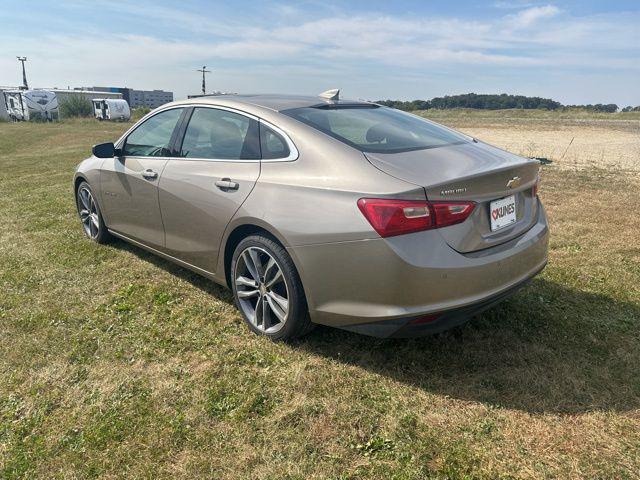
[196,66,211,95]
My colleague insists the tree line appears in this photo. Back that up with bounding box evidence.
[376,93,634,113]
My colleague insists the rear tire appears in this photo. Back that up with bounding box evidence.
[76,181,111,244]
[231,234,313,341]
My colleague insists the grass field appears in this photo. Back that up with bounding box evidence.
[1,111,639,479]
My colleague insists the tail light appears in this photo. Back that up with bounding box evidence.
[532,178,540,197]
[357,198,475,238]
[430,202,476,229]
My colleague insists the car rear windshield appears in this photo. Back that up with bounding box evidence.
[283,105,468,153]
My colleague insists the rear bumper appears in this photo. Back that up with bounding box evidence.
[339,263,544,338]
[288,199,549,336]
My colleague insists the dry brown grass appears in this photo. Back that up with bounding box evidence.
[420,109,640,172]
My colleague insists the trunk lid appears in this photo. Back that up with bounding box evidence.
[364,141,540,253]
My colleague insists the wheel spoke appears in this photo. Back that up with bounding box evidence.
[80,189,90,210]
[264,257,277,280]
[268,291,288,312]
[265,268,283,288]
[235,275,257,289]
[254,296,264,326]
[237,289,259,299]
[90,214,99,229]
[242,251,259,282]
[262,297,271,329]
[248,249,264,276]
[265,294,286,322]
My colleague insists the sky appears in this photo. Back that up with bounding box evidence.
[0,0,638,106]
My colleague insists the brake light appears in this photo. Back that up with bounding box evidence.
[357,198,475,238]
[532,179,539,197]
[430,202,476,229]
[357,198,432,237]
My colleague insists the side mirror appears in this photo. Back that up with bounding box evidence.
[92,142,117,158]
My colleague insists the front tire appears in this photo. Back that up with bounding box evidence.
[231,235,313,341]
[76,181,111,244]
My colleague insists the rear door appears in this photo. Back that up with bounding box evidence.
[158,106,262,273]
[100,107,184,248]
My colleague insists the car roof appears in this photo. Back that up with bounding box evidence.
[171,94,374,112]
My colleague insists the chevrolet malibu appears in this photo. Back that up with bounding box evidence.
[74,91,548,340]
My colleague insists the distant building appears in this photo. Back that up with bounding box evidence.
[127,89,173,108]
[50,88,122,106]
[91,87,173,109]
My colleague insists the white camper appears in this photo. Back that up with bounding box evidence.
[92,98,131,121]
[3,89,59,121]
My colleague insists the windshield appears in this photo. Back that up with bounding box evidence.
[283,105,468,153]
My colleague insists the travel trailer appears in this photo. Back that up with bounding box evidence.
[92,98,131,121]
[3,89,59,121]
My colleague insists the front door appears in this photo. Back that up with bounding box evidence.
[100,107,184,248]
[159,107,262,273]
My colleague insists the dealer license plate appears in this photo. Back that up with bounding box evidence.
[490,195,516,231]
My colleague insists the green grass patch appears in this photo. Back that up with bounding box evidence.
[0,118,639,479]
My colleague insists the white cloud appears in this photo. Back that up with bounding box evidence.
[493,1,543,10]
[507,5,561,28]
[0,2,638,104]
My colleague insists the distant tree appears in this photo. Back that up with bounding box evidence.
[60,96,93,118]
[375,94,631,112]
[377,93,562,111]
[569,103,619,113]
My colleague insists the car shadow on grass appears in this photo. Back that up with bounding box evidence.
[110,238,232,301]
[109,239,638,414]
[295,278,640,415]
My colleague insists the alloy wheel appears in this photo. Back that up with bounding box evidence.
[78,186,100,239]
[235,246,289,334]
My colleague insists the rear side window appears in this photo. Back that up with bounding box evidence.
[283,105,467,154]
[260,124,290,159]
[179,108,260,160]
[123,108,183,157]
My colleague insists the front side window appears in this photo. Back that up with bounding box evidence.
[179,108,260,160]
[123,108,183,157]
[283,105,468,154]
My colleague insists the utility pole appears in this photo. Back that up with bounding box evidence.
[17,56,28,90]
[196,66,210,95]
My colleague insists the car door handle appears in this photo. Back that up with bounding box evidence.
[142,169,158,180]
[215,178,239,191]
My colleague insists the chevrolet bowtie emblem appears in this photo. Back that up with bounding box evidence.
[506,176,522,189]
